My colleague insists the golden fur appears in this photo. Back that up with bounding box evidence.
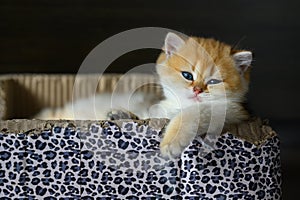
[156,33,253,158]
[35,32,253,159]
[157,36,250,98]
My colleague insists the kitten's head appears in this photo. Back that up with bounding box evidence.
[156,32,252,107]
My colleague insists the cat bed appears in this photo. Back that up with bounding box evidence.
[0,118,281,199]
[0,74,161,120]
[0,74,282,199]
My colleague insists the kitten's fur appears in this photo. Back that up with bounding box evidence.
[36,32,252,159]
[35,92,159,120]
[154,33,252,158]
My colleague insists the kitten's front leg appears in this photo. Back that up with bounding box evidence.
[160,104,212,159]
[107,109,140,120]
[160,101,248,159]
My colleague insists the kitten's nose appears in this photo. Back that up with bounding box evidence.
[193,86,203,95]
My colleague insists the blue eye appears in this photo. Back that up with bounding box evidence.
[207,79,222,85]
[181,71,193,81]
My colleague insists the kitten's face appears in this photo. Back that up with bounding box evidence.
[156,33,252,107]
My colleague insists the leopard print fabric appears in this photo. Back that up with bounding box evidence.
[0,121,281,199]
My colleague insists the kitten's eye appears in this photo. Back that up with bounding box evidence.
[181,71,193,81]
[207,79,222,85]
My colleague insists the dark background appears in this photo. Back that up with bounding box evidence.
[1,0,299,198]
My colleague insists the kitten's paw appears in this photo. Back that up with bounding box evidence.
[160,133,192,159]
[107,109,140,120]
[160,142,183,159]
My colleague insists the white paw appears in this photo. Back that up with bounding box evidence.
[160,143,183,159]
[160,136,192,159]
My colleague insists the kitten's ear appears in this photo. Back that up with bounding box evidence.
[232,51,253,73]
[164,32,185,56]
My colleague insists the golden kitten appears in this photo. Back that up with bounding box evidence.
[35,32,252,159]
[155,32,252,158]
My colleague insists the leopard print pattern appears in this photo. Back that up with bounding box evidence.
[0,121,281,199]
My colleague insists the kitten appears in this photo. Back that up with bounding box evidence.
[154,32,252,158]
[35,92,159,120]
[36,32,252,159]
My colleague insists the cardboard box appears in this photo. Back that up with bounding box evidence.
[0,74,281,199]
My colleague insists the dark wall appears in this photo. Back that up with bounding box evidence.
[1,1,299,198]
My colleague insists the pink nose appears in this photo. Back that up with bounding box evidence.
[193,86,203,95]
